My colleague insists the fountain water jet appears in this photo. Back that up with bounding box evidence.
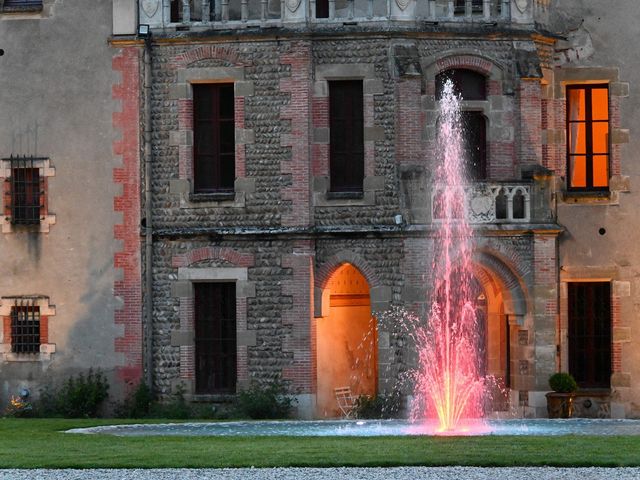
[410,80,486,433]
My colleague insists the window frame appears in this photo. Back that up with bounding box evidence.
[0,295,55,361]
[568,282,612,389]
[566,84,610,192]
[194,282,237,395]
[192,83,236,196]
[1,156,55,233]
[436,69,488,181]
[10,160,42,225]
[329,80,365,194]
[10,303,40,354]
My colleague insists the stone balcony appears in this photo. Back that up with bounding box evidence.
[432,182,532,225]
[134,0,550,32]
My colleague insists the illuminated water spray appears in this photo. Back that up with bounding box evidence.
[410,80,486,432]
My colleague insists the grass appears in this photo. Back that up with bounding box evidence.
[1,418,639,468]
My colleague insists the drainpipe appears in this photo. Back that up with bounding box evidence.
[142,27,154,392]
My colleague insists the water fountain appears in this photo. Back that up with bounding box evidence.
[409,80,485,433]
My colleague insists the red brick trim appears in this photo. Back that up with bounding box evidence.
[280,42,312,227]
[435,55,495,77]
[611,293,622,374]
[171,45,245,69]
[281,240,314,392]
[172,247,255,268]
[112,46,143,388]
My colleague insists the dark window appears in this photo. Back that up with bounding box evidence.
[170,0,203,22]
[193,84,235,194]
[436,69,487,101]
[195,282,237,394]
[436,69,488,181]
[316,0,329,18]
[8,156,42,225]
[568,282,611,389]
[566,84,609,191]
[11,303,40,354]
[454,0,483,14]
[461,111,487,180]
[329,80,364,193]
[2,0,42,12]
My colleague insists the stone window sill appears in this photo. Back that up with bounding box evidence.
[326,191,364,200]
[561,190,615,205]
[190,192,236,203]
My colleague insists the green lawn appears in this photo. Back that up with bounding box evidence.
[1,418,639,468]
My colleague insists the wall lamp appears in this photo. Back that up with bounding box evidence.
[138,24,151,38]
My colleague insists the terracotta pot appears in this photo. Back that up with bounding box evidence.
[546,392,576,418]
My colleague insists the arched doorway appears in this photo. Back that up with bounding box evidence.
[473,264,515,412]
[316,263,377,417]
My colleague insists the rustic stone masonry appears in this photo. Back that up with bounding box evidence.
[148,29,560,417]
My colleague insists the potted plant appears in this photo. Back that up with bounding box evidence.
[546,372,578,418]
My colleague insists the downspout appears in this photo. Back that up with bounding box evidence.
[142,28,154,392]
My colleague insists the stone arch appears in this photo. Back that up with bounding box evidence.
[473,249,530,318]
[315,250,381,290]
[422,51,508,94]
[171,45,246,69]
[315,251,387,317]
[172,246,254,269]
[314,262,377,417]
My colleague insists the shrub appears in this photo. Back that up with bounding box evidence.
[114,382,154,418]
[149,383,191,419]
[548,372,578,393]
[55,369,109,417]
[353,390,403,419]
[234,381,296,419]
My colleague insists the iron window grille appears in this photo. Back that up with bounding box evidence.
[10,298,41,354]
[5,155,44,225]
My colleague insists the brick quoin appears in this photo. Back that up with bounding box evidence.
[518,80,542,165]
[280,41,312,227]
[112,47,143,390]
[281,240,314,392]
[396,79,424,166]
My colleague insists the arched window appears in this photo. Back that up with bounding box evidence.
[436,68,487,101]
[436,69,488,180]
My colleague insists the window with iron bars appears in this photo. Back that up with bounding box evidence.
[4,156,44,225]
[10,299,41,354]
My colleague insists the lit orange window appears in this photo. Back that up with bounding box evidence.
[567,85,609,190]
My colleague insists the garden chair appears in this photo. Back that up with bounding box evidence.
[334,386,356,418]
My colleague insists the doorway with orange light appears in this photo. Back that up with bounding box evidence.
[316,263,378,417]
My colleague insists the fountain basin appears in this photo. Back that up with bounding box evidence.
[67,418,640,437]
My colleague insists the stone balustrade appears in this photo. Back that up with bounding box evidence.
[431,182,531,224]
[133,0,550,31]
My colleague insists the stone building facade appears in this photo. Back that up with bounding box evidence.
[2,0,638,421]
[130,0,565,418]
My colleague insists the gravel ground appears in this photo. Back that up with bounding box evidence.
[1,468,639,480]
